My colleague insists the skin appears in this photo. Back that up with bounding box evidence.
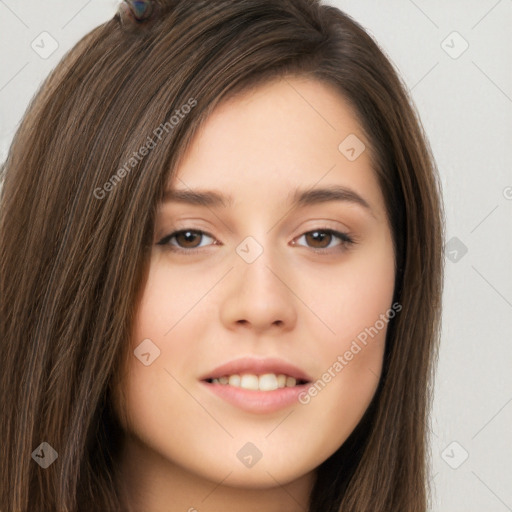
[113,75,396,512]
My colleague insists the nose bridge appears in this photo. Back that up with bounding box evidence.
[219,233,298,332]
[239,226,293,282]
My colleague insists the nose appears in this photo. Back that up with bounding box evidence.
[218,247,298,335]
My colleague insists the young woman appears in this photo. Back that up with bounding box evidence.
[0,1,445,510]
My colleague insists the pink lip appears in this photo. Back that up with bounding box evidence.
[201,381,310,414]
[199,356,313,382]
[198,357,313,414]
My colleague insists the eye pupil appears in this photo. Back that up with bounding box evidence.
[177,230,201,248]
[306,230,331,248]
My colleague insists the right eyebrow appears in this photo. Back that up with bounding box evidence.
[160,188,233,208]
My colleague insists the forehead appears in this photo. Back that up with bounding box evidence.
[166,76,384,217]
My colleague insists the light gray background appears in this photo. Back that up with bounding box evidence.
[1,1,511,510]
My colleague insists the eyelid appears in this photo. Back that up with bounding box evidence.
[156,226,357,255]
[156,228,217,251]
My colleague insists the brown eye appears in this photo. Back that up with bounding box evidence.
[304,230,333,249]
[295,229,355,252]
[157,227,355,255]
[174,230,202,249]
[157,229,216,251]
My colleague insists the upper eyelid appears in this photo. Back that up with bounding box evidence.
[158,227,353,249]
[159,218,352,238]
[156,228,216,247]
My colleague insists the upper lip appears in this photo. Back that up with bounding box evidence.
[200,357,313,382]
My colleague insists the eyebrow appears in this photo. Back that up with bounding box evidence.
[161,185,374,216]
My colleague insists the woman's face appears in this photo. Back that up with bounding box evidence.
[114,76,396,497]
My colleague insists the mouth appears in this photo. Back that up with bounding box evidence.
[199,357,312,414]
[203,373,309,391]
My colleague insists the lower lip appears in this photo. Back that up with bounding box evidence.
[201,381,310,414]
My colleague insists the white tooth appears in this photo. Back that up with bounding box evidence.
[259,373,278,391]
[276,374,287,388]
[285,376,297,387]
[228,374,241,387]
[240,374,259,390]
[212,378,220,384]
[219,376,229,385]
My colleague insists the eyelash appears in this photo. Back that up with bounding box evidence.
[156,228,356,255]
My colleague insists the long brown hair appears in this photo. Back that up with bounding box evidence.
[0,1,444,510]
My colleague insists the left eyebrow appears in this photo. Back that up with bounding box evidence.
[160,184,375,217]
[289,185,374,216]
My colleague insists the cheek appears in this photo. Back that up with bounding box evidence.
[300,227,396,349]
[294,306,391,467]
[110,262,196,430]
[128,255,209,371]
[293,231,395,439]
